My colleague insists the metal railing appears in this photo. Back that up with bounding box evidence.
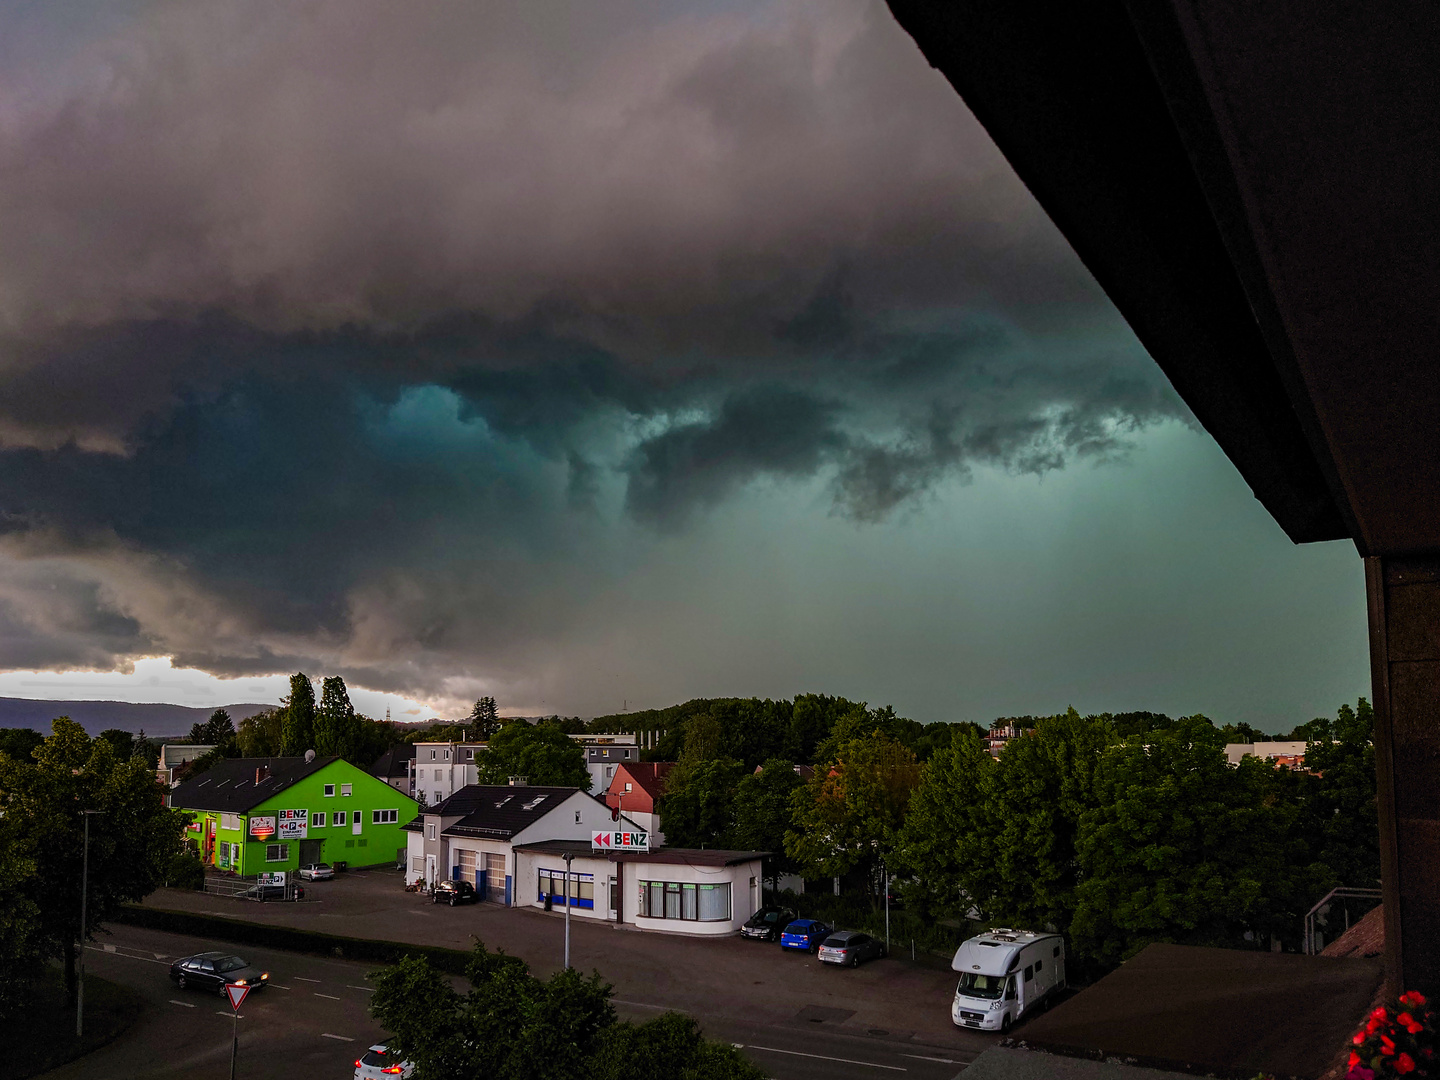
[1304,886,1382,954]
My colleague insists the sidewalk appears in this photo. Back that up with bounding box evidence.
[137,869,988,1052]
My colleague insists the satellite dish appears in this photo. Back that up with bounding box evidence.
[304,749,316,762]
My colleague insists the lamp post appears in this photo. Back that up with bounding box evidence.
[76,808,101,1038]
[562,852,574,969]
[883,861,890,953]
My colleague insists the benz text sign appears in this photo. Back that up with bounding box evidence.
[591,829,649,853]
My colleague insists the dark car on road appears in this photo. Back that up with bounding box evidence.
[433,879,478,906]
[817,930,887,967]
[241,882,287,901]
[169,952,269,995]
[779,919,833,952]
[740,905,798,942]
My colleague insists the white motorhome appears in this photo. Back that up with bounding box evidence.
[951,928,1065,1032]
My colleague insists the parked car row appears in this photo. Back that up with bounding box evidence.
[741,906,888,968]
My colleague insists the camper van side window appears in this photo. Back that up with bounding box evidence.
[1053,946,1060,957]
[1024,965,1034,982]
[1005,979,1017,1000]
[1035,959,1043,972]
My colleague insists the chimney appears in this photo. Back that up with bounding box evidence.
[508,775,528,786]
[255,765,269,784]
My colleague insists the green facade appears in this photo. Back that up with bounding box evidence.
[179,759,417,874]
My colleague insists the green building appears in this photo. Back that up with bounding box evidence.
[169,754,418,874]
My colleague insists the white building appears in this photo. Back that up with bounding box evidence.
[157,743,216,787]
[412,741,487,807]
[570,733,640,795]
[1224,741,1311,767]
[513,840,766,936]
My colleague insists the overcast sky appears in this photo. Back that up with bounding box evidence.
[0,0,1368,729]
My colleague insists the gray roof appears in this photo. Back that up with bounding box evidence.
[370,744,414,779]
[169,755,337,812]
[409,785,593,841]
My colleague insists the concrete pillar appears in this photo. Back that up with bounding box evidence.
[1366,556,1440,996]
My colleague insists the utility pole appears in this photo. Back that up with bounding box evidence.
[76,809,100,1039]
[884,862,890,953]
[563,852,574,969]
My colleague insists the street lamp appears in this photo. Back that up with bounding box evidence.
[562,852,574,969]
[76,808,101,1039]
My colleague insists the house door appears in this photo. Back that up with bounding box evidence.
[353,814,363,836]
[298,839,323,867]
[608,876,619,920]
[425,854,437,886]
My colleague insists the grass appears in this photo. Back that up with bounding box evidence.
[12,965,142,1080]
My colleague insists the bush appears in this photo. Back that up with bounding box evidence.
[165,852,205,891]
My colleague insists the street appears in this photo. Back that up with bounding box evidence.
[50,924,980,1080]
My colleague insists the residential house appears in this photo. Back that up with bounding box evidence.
[569,732,640,794]
[412,741,486,807]
[603,761,674,844]
[157,744,216,787]
[370,744,416,796]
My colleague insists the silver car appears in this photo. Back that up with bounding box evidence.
[817,931,887,967]
[297,863,334,881]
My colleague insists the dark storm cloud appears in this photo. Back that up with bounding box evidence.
[0,0,1187,705]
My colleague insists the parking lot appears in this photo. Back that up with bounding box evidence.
[127,869,1002,1070]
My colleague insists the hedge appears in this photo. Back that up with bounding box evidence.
[111,904,474,975]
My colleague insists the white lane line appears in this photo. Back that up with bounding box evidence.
[169,1000,196,1008]
[216,1012,245,1019]
[295,977,322,983]
[613,999,667,1010]
[314,993,341,1000]
[86,945,169,966]
[346,985,374,992]
[740,1045,906,1072]
[103,944,117,952]
[271,984,292,990]
[903,1055,960,1064]
[320,1033,355,1042]
[154,953,169,960]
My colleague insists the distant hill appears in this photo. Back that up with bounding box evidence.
[0,697,275,739]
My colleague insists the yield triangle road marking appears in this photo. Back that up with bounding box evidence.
[225,983,251,1011]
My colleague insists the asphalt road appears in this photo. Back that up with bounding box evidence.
[49,925,979,1080]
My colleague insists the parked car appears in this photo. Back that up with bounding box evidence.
[779,919,834,952]
[240,883,287,901]
[354,1044,415,1079]
[740,905,798,942]
[169,952,269,995]
[432,879,478,906]
[817,930,887,967]
[297,863,334,881]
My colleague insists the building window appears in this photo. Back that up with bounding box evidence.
[372,809,399,825]
[265,844,289,862]
[538,869,594,909]
[412,856,424,872]
[311,812,326,828]
[430,750,437,760]
[341,783,353,796]
[426,823,437,840]
[639,880,730,922]
[466,749,474,759]
[435,769,443,780]
[624,782,632,793]
[335,811,346,827]
[324,784,335,797]
[445,749,451,759]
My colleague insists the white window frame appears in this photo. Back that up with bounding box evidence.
[371,809,399,825]
[324,784,335,797]
[334,811,347,827]
[311,811,326,828]
[265,843,289,862]
[426,823,437,840]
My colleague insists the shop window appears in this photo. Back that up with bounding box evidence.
[639,880,730,922]
[311,812,326,828]
[265,844,289,862]
[324,784,335,797]
[538,869,594,909]
[372,809,398,824]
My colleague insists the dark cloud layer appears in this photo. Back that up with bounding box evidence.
[0,0,1186,708]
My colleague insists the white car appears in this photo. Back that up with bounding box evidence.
[297,863,334,881]
[354,1045,413,1078]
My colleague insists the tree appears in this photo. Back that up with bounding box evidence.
[1070,715,1295,964]
[895,724,995,919]
[731,760,804,886]
[316,676,362,761]
[189,708,235,748]
[0,718,186,1007]
[236,708,284,757]
[469,697,501,740]
[660,758,747,848]
[1293,698,1380,890]
[0,781,41,1020]
[786,732,921,901]
[280,673,317,755]
[0,728,43,763]
[477,721,590,789]
[97,729,135,760]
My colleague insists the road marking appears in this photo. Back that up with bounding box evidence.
[216,1012,245,1019]
[103,944,117,952]
[295,977,322,983]
[154,953,169,960]
[314,993,341,1000]
[613,999,667,1010]
[346,985,374,992]
[740,1045,906,1072]
[903,1055,959,1064]
[86,945,169,966]
[169,1000,196,1008]
[271,984,292,990]
[321,1033,355,1042]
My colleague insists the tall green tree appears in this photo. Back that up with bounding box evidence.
[477,721,590,789]
[469,696,501,740]
[0,787,41,1019]
[237,708,284,757]
[786,732,922,900]
[316,676,361,760]
[189,709,236,747]
[731,760,805,885]
[661,758,747,848]
[1070,716,1296,964]
[0,718,185,1007]
[0,728,43,762]
[894,724,995,919]
[280,673,317,755]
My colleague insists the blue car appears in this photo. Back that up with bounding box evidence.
[779,919,834,952]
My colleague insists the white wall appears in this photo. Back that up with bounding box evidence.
[513,850,616,921]
[623,859,762,936]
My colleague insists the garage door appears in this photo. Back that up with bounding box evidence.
[458,849,476,885]
[485,852,507,903]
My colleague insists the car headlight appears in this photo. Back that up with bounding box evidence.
[234,979,246,986]
[260,973,268,980]
[989,1000,1001,1010]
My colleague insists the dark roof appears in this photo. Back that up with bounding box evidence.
[370,744,414,779]
[169,756,337,812]
[886,2,1440,556]
[513,838,767,867]
[423,785,586,841]
[607,761,674,800]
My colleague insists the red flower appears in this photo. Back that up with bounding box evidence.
[1398,1012,1414,1027]
[1399,992,1427,1009]
[1348,1052,1361,1068]
[1380,1035,1395,1056]
[1394,1052,1415,1075]
[1354,1032,1366,1046]
[1373,1008,1390,1022]
[1405,1020,1424,1035]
